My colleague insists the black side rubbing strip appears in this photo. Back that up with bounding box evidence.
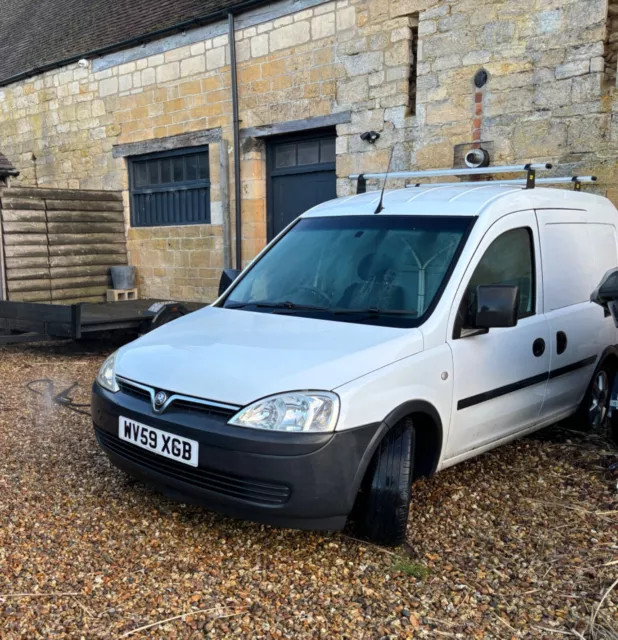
[457,355,597,410]
[457,372,548,411]
[548,355,597,380]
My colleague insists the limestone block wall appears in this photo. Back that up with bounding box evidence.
[0,0,617,301]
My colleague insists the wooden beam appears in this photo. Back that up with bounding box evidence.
[47,233,126,245]
[48,244,127,256]
[50,253,127,268]
[1,210,47,222]
[240,112,352,139]
[46,199,124,212]
[46,210,125,223]
[1,197,45,210]
[6,267,51,281]
[7,278,52,293]
[54,296,106,304]
[113,127,222,158]
[51,286,110,300]
[3,234,48,246]
[8,291,52,302]
[5,256,49,269]
[46,222,125,234]
[2,221,47,234]
[50,265,113,278]
[3,245,49,258]
[51,275,112,289]
[5,187,122,202]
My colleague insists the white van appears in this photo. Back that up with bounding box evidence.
[92,166,618,545]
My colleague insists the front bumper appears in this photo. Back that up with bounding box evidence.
[92,383,382,531]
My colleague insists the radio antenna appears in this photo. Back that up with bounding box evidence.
[374,148,394,214]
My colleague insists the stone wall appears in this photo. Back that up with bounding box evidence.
[607,0,618,83]
[1,0,618,301]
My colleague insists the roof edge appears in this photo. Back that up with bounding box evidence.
[0,0,270,88]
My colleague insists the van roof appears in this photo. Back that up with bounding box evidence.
[302,184,612,220]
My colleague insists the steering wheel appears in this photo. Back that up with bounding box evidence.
[294,285,333,306]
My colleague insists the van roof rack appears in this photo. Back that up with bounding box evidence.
[350,163,553,194]
[349,163,597,195]
[405,175,598,192]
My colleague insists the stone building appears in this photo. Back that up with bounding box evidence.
[1,0,618,302]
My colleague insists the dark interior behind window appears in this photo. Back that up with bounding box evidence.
[130,146,210,227]
[457,227,535,334]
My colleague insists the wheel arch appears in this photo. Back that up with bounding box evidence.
[348,400,443,504]
[598,344,618,372]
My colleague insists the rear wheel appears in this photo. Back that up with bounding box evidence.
[588,369,611,431]
[352,419,415,546]
[570,360,616,433]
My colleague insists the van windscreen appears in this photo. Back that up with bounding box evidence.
[224,215,475,327]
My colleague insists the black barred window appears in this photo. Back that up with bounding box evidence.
[129,146,210,227]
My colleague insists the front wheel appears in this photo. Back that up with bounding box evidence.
[351,419,415,546]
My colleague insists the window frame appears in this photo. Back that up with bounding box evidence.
[454,226,537,339]
[128,145,211,228]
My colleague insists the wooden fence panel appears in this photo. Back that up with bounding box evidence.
[0,187,127,303]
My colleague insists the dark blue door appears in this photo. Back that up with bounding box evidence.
[267,132,336,239]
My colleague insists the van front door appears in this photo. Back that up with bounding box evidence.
[536,211,618,421]
[445,211,550,461]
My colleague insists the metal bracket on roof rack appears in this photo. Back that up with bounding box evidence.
[571,176,598,191]
[356,174,367,195]
[524,164,536,190]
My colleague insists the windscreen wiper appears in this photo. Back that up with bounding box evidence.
[331,307,418,317]
[225,300,329,311]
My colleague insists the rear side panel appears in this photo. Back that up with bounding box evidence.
[537,209,618,418]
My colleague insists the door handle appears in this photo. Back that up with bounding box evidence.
[557,331,568,355]
[533,338,546,357]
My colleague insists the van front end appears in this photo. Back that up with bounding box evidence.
[92,378,383,531]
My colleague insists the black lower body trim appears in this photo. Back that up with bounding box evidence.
[92,384,381,531]
[457,355,597,410]
[548,355,597,379]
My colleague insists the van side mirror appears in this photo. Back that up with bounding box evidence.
[591,268,618,305]
[474,285,520,329]
[218,268,241,297]
[591,267,618,328]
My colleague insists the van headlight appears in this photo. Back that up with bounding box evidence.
[229,392,339,433]
[97,352,119,393]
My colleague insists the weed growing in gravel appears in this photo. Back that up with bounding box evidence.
[392,558,430,579]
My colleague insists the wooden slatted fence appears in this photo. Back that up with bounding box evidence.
[0,187,128,303]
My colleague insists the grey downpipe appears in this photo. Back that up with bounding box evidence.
[228,13,242,270]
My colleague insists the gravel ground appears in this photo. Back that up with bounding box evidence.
[0,341,617,640]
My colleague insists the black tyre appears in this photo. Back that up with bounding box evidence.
[571,360,616,433]
[352,419,415,546]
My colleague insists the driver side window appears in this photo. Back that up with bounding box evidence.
[456,227,535,336]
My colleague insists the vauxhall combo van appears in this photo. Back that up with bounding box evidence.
[92,175,618,545]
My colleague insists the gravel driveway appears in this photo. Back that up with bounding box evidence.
[0,341,616,639]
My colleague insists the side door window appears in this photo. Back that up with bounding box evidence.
[455,227,535,337]
[445,214,550,461]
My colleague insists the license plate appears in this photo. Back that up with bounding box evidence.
[118,416,199,467]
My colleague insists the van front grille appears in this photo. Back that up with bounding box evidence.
[95,427,291,506]
[116,377,238,420]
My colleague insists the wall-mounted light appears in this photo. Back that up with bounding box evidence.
[78,59,89,68]
[360,131,380,144]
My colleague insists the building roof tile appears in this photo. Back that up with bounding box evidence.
[0,0,261,85]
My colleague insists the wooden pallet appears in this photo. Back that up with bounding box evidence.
[106,288,138,302]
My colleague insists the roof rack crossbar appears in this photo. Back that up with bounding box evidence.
[404,176,598,189]
[349,163,553,182]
